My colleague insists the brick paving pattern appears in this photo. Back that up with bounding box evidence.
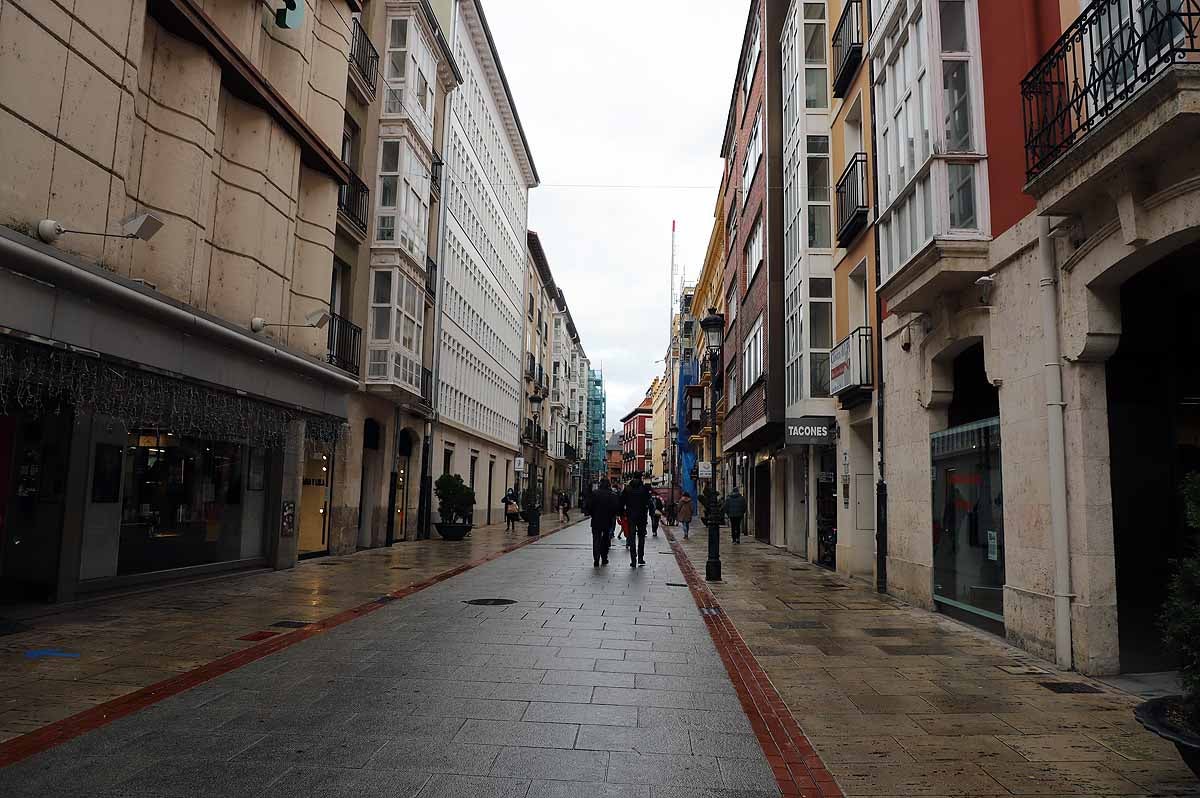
[0,513,568,745]
[0,522,785,797]
[673,531,1197,797]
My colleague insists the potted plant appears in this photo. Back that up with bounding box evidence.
[1135,473,1200,777]
[434,473,474,541]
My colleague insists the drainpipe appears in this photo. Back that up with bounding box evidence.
[1039,216,1073,670]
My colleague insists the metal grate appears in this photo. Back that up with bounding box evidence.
[464,598,517,606]
[1039,681,1103,694]
[665,582,688,588]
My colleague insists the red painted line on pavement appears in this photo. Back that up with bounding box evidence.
[665,532,844,798]
[0,523,570,769]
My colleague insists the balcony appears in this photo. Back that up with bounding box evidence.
[1022,0,1200,184]
[424,256,437,304]
[421,367,433,406]
[348,17,379,103]
[830,326,873,408]
[326,311,362,376]
[525,353,536,381]
[564,443,578,462]
[337,171,370,238]
[831,0,863,99]
[430,156,444,201]
[835,153,869,246]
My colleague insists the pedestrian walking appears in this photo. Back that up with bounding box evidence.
[620,474,652,566]
[589,479,620,566]
[649,493,663,537]
[502,488,521,532]
[724,487,747,544]
[665,497,677,526]
[677,492,693,539]
[557,490,570,523]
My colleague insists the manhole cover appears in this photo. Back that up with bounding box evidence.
[464,598,517,606]
[665,582,688,588]
[0,619,32,637]
[1039,681,1103,694]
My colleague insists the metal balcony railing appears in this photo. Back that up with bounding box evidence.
[337,171,369,235]
[421,367,433,405]
[829,325,873,398]
[525,353,536,380]
[564,443,577,461]
[349,18,379,98]
[430,156,444,200]
[835,152,869,246]
[425,256,437,302]
[326,311,362,376]
[831,0,864,99]
[1021,0,1200,179]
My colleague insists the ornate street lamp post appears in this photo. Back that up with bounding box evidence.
[699,308,725,582]
[527,392,544,536]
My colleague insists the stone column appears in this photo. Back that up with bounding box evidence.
[269,418,306,570]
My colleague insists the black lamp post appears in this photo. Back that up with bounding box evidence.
[527,392,544,536]
[699,308,725,582]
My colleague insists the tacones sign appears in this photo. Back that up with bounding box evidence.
[785,416,836,446]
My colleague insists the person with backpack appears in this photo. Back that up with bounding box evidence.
[620,474,652,566]
[724,486,747,544]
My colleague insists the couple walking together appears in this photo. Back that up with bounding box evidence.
[587,475,654,567]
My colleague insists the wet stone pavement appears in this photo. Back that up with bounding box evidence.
[673,531,1198,796]
[0,522,783,798]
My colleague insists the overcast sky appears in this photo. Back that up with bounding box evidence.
[486,0,746,433]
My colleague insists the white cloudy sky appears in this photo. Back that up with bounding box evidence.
[486,0,746,432]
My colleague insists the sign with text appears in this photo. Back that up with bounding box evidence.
[514,457,526,473]
[697,462,713,478]
[785,416,836,446]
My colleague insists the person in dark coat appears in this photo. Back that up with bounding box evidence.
[589,479,620,566]
[724,487,747,544]
[649,493,663,537]
[620,474,652,566]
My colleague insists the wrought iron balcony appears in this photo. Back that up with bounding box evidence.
[831,0,863,99]
[421,367,433,405]
[829,325,873,406]
[564,443,578,462]
[348,18,379,100]
[326,311,362,376]
[337,171,369,236]
[425,256,437,303]
[430,156,444,201]
[835,153,869,246]
[525,353,536,381]
[1021,0,1200,179]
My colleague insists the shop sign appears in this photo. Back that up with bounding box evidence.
[698,462,713,478]
[785,416,836,446]
[514,457,525,473]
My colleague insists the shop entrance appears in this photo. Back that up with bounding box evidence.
[0,411,71,602]
[931,343,1005,635]
[395,428,415,541]
[815,445,838,569]
[299,440,334,558]
[753,461,771,541]
[1107,246,1200,673]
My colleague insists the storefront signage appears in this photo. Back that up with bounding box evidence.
[281,501,295,538]
[514,457,525,473]
[785,416,836,446]
[698,462,713,478]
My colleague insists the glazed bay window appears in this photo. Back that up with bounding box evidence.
[375,139,429,260]
[745,216,764,280]
[809,277,833,398]
[383,18,408,114]
[807,135,832,248]
[804,3,829,109]
[367,268,424,393]
[873,0,986,282]
[742,110,762,200]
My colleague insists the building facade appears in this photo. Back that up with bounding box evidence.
[520,230,553,512]
[587,369,608,488]
[621,397,653,479]
[605,429,623,486]
[429,0,538,525]
[0,0,363,600]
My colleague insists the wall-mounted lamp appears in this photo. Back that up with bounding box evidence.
[37,212,164,244]
[251,308,330,333]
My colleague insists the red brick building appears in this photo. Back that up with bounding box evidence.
[620,399,653,479]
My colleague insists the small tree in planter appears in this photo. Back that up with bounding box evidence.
[434,473,475,541]
[1136,472,1200,777]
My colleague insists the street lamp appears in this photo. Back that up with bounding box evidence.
[699,308,726,582]
[527,392,544,536]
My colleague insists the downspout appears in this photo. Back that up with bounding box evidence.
[1039,216,1073,670]
[866,18,887,594]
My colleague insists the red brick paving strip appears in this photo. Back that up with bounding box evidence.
[0,524,571,769]
[665,532,843,798]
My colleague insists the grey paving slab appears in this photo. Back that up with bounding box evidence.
[258,767,431,798]
[524,700,640,726]
[455,718,580,748]
[0,523,776,798]
[491,745,610,781]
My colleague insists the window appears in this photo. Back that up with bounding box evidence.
[376,139,429,257]
[376,141,400,242]
[384,18,408,114]
[742,110,762,200]
[803,3,828,108]
[807,136,831,248]
[942,61,972,151]
[745,216,763,279]
[366,268,423,392]
[948,162,976,229]
[726,281,739,326]
[744,12,761,100]
[727,361,739,403]
[743,315,764,388]
[443,448,453,475]
[416,69,430,112]
[810,352,831,397]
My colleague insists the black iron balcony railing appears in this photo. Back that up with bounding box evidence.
[421,367,433,405]
[831,0,864,99]
[326,311,362,376]
[836,152,870,246]
[525,353,536,380]
[430,156,444,200]
[425,256,437,302]
[349,18,379,98]
[337,171,369,235]
[564,443,578,461]
[829,325,873,399]
[1021,0,1199,179]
